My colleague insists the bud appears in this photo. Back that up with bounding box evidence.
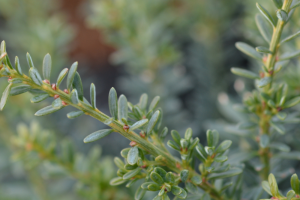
[123,124,129,131]
[62,101,68,106]
[130,141,137,147]
[51,83,57,90]
[43,79,50,84]
[54,94,59,99]
[64,89,69,94]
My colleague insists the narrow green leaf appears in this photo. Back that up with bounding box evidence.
[15,56,22,75]
[191,176,202,185]
[9,78,22,84]
[4,54,13,69]
[284,97,300,108]
[139,93,148,111]
[52,98,63,109]
[129,119,148,131]
[272,0,282,9]
[236,42,263,60]
[290,1,300,10]
[231,68,259,79]
[171,186,182,195]
[135,187,146,200]
[256,3,276,27]
[30,94,49,103]
[0,53,6,63]
[280,30,300,45]
[118,94,128,122]
[207,130,219,147]
[207,168,242,180]
[195,144,207,161]
[167,140,180,151]
[10,85,31,96]
[146,110,160,135]
[180,170,189,182]
[67,61,78,90]
[269,142,290,152]
[56,68,68,88]
[35,105,61,116]
[177,189,187,199]
[160,127,168,139]
[127,146,139,165]
[184,128,193,140]
[214,155,228,162]
[171,130,181,144]
[0,41,6,54]
[277,9,288,22]
[110,177,126,186]
[215,140,232,154]
[29,68,43,86]
[67,110,84,119]
[274,151,300,160]
[71,89,79,104]
[0,83,12,110]
[83,129,114,143]
[291,174,300,194]
[147,183,161,191]
[188,137,199,151]
[90,83,96,109]
[123,168,141,180]
[165,172,175,184]
[270,121,285,134]
[43,53,51,80]
[114,157,125,169]
[268,174,279,197]
[26,53,35,68]
[287,190,295,200]
[109,87,118,120]
[220,182,233,192]
[279,49,300,61]
[149,96,160,111]
[257,77,271,88]
[256,46,273,54]
[260,135,270,148]
[72,72,83,100]
[151,172,164,185]
[255,14,272,43]
[262,181,272,196]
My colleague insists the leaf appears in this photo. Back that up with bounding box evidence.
[287,190,295,200]
[195,144,207,162]
[56,68,68,88]
[67,110,84,119]
[109,87,118,120]
[191,176,202,185]
[262,181,272,196]
[67,62,78,90]
[290,1,300,10]
[139,93,148,111]
[29,68,43,86]
[167,140,180,151]
[276,112,287,120]
[35,105,62,116]
[110,177,126,186]
[259,135,270,148]
[146,110,160,135]
[15,56,22,75]
[284,97,300,108]
[149,96,160,111]
[268,174,279,197]
[279,49,300,61]
[147,183,161,191]
[256,3,275,27]
[257,77,271,88]
[255,14,272,43]
[291,174,300,194]
[135,187,146,200]
[235,42,263,60]
[207,168,242,180]
[214,155,228,162]
[52,98,63,109]
[30,94,49,104]
[281,30,300,45]
[127,146,139,165]
[171,130,181,144]
[176,189,187,199]
[71,89,79,104]
[72,72,83,100]
[188,137,199,151]
[43,53,51,80]
[171,186,182,195]
[256,46,273,54]
[215,140,232,154]
[0,83,12,110]
[165,172,175,184]
[26,53,35,68]
[151,172,164,185]
[129,119,148,131]
[270,121,285,134]
[231,68,259,79]
[123,168,141,180]
[274,151,300,160]
[277,9,288,22]
[160,127,168,139]
[5,54,12,69]
[269,142,290,152]
[180,170,189,182]
[83,129,114,143]
[90,83,96,109]
[272,0,283,9]
[206,130,219,147]
[118,94,128,122]
[10,85,31,96]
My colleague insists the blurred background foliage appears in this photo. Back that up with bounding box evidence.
[1,0,299,199]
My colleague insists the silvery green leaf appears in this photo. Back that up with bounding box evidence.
[56,68,68,88]
[0,83,12,110]
[274,151,300,160]
[167,140,180,151]
[30,94,49,103]
[83,129,114,143]
[15,56,22,75]
[109,177,126,186]
[231,68,259,79]
[269,142,290,152]
[279,49,300,61]
[256,46,273,54]
[191,176,202,185]
[71,89,79,104]
[109,87,118,120]
[67,61,78,90]
[35,105,61,116]
[43,53,51,80]
[276,112,287,120]
[135,187,146,200]
[257,77,271,88]
[52,98,63,109]
[146,110,160,135]
[10,85,31,96]
[149,96,160,111]
[277,9,288,22]
[118,94,128,122]
[139,93,148,111]
[262,181,272,196]
[26,53,35,68]
[236,42,263,60]
[72,72,83,100]
[270,121,285,134]
[127,146,139,165]
[256,3,275,27]
[290,1,300,10]
[215,140,232,154]
[214,155,228,162]
[123,168,141,180]
[171,185,182,195]
[255,14,272,43]
[129,119,148,131]
[180,170,189,182]
[90,83,96,108]
[29,68,43,86]
[207,168,242,180]
[150,172,164,185]
[67,111,84,119]
[259,135,270,148]
[284,97,300,108]
[272,0,282,9]
[281,30,300,45]
[171,130,181,144]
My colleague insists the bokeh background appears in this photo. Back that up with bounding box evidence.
[1,0,300,199]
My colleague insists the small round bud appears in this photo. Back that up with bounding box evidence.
[54,94,59,99]
[139,132,146,138]
[176,163,181,169]
[52,83,57,90]
[260,72,265,78]
[141,165,147,168]
[123,125,129,131]
[64,89,69,94]
[142,115,146,119]
[43,79,50,84]
[8,77,12,82]
[269,70,274,75]
[130,141,137,147]
[62,101,68,106]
